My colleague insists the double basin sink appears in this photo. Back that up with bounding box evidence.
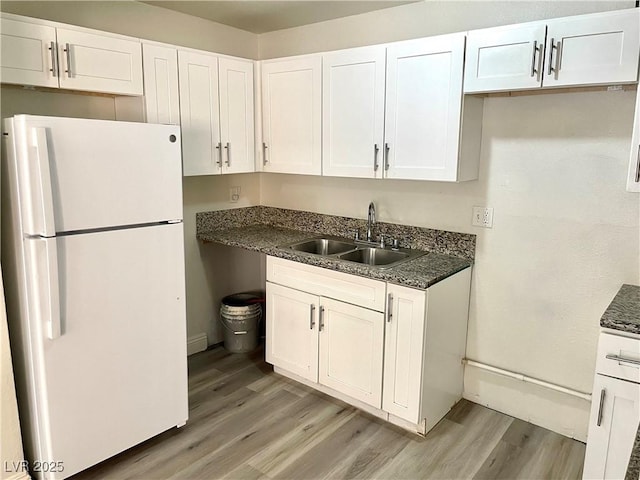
[281,237,426,269]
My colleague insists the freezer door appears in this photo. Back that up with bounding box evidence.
[12,115,183,235]
[26,223,188,478]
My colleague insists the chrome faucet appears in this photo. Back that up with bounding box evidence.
[366,202,376,242]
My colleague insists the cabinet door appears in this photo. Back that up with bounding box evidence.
[219,57,255,174]
[266,283,319,383]
[544,9,640,88]
[318,297,384,408]
[382,285,426,423]
[627,90,640,193]
[56,28,143,95]
[322,46,386,178]
[583,375,640,480]
[0,17,58,88]
[464,23,546,93]
[261,56,322,175]
[142,43,180,125]
[178,50,221,176]
[384,34,465,181]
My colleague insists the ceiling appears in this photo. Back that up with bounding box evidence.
[140,1,418,34]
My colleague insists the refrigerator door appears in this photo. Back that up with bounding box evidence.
[25,223,188,478]
[12,115,183,236]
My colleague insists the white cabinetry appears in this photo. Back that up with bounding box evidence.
[385,34,481,182]
[142,43,180,125]
[322,46,386,179]
[0,14,143,95]
[265,258,385,408]
[321,34,482,182]
[628,90,640,193]
[178,49,255,176]
[465,8,640,93]
[584,332,640,479]
[261,56,322,175]
[266,256,472,434]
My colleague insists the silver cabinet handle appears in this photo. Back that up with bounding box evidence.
[547,38,555,76]
[635,145,640,183]
[63,43,71,77]
[387,293,393,323]
[319,306,325,331]
[262,142,268,166]
[224,142,231,166]
[373,144,380,172]
[596,388,606,426]
[309,304,316,330]
[384,143,390,171]
[530,41,538,77]
[606,354,640,367]
[49,41,58,77]
[215,142,222,167]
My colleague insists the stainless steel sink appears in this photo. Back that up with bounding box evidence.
[287,238,355,255]
[282,237,426,269]
[338,247,409,266]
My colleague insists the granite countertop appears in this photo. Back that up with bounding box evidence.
[600,284,640,335]
[198,224,472,289]
[599,284,640,480]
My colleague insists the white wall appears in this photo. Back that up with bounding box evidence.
[258,1,640,440]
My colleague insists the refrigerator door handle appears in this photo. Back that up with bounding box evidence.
[30,128,56,237]
[29,238,62,339]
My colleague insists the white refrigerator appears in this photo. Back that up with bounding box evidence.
[1,115,188,479]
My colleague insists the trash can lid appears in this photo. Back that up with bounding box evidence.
[221,292,265,307]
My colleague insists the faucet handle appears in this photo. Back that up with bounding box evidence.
[354,230,360,241]
[391,238,399,250]
[379,234,385,248]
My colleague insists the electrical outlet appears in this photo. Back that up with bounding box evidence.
[472,206,494,228]
[230,186,240,203]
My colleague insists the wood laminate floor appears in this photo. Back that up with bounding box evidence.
[71,346,586,480]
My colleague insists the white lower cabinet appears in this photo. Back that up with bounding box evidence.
[265,256,471,434]
[584,332,640,479]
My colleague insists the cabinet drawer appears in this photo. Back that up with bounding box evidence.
[595,333,640,383]
[266,256,386,312]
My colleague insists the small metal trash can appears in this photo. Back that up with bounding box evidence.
[220,293,263,353]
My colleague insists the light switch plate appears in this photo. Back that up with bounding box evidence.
[230,186,240,203]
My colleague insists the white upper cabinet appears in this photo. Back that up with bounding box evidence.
[55,28,143,95]
[544,9,640,88]
[385,33,476,182]
[322,46,386,179]
[219,57,255,175]
[178,50,221,176]
[0,14,143,95]
[465,8,640,93]
[628,90,640,193]
[261,55,322,175]
[465,24,546,93]
[142,43,180,125]
[0,17,58,88]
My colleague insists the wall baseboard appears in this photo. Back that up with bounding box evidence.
[187,333,208,356]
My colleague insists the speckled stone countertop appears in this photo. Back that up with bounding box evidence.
[196,207,474,290]
[600,284,640,335]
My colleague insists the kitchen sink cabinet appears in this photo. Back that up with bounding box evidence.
[627,89,640,193]
[265,255,472,434]
[464,8,640,93]
[178,49,255,176]
[0,13,143,95]
[265,281,385,408]
[260,55,322,175]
